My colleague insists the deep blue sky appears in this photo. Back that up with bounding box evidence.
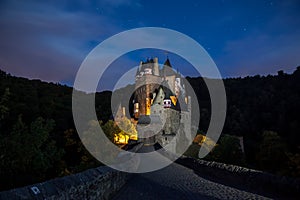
[0,0,300,90]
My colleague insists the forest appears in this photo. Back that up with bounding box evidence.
[0,67,299,191]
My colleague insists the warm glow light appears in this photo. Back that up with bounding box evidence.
[114,133,130,144]
[130,134,138,141]
[170,96,177,106]
[146,98,151,115]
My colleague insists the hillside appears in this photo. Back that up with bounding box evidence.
[0,67,300,190]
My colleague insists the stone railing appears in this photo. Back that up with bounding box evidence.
[2,147,298,199]
[0,143,145,200]
[176,156,300,199]
[0,166,130,200]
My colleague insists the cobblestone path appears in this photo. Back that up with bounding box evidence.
[113,146,271,200]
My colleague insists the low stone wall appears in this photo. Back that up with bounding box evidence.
[0,166,130,200]
[176,156,300,198]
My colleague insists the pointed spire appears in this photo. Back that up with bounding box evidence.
[163,57,172,68]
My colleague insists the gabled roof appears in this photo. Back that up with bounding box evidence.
[152,87,165,105]
[150,80,186,111]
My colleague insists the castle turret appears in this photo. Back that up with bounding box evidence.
[162,58,175,76]
[153,57,159,76]
[135,66,140,81]
[139,61,143,71]
[162,58,176,93]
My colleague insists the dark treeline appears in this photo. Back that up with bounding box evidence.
[0,70,111,191]
[187,67,300,177]
[0,67,300,190]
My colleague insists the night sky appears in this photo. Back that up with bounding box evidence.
[0,0,300,90]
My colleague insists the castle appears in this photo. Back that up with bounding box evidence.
[133,57,192,152]
[113,57,192,152]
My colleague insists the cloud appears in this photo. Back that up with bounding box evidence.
[1,0,299,87]
[0,0,124,84]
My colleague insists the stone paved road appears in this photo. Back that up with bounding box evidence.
[113,145,271,200]
[113,163,271,200]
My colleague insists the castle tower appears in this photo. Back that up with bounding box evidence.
[153,57,159,76]
[134,59,162,117]
[162,58,176,93]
